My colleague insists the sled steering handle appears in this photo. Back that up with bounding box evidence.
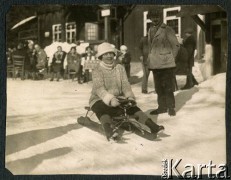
[117,98,136,107]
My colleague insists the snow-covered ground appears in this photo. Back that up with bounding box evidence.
[6,62,226,175]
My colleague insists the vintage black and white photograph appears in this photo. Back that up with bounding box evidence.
[5,4,228,177]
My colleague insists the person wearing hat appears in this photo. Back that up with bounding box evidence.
[181,27,198,89]
[118,45,131,78]
[89,42,164,141]
[147,9,180,116]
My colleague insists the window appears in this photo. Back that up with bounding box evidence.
[52,24,62,42]
[163,6,181,37]
[143,11,152,36]
[66,22,76,43]
[85,23,98,41]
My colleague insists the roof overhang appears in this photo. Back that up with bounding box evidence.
[176,5,224,17]
[11,16,37,30]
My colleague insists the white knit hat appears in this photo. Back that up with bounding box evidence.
[96,42,115,58]
[120,45,127,51]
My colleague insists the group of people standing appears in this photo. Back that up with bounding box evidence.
[7,42,48,80]
[49,44,132,82]
[7,41,132,83]
[7,42,96,82]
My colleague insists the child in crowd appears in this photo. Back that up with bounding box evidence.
[118,45,131,78]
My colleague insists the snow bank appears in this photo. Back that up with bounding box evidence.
[6,68,226,175]
[44,42,89,66]
[199,73,226,95]
[198,44,213,81]
[134,70,143,78]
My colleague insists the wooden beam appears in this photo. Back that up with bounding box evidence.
[191,15,206,32]
[123,5,136,21]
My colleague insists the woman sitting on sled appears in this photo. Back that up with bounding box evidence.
[89,42,164,141]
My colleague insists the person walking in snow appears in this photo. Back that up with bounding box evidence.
[181,28,198,89]
[147,9,180,116]
[89,42,164,141]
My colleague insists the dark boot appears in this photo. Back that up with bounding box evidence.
[102,123,114,141]
[181,75,193,90]
[142,90,148,94]
[50,72,54,81]
[150,108,167,115]
[100,115,114,141]
[145,119,164,134]
[168,108,176,116]
[192,76,199,85]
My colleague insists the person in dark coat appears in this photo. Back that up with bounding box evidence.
[118,45,131,78]
[50,46,66,81]
[11,42,30,79]
[181,28,199,89]
[27,41,37,79]
[147,9,180,116]
[66,46,82,82]
[139,28,151,94]
[34,44,47,80]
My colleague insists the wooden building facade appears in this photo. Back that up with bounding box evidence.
[11,5,132,48]
[123,5,197,62]
[10,5,227,75]
[123,5,227,75]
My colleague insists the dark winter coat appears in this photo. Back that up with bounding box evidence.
[27,48,37,71]
[175,45,189,75]
[122,52,131,65]
[183,35,196,67]
[117,52,131,65]
[51,51,66,73]
[66,52,81,73]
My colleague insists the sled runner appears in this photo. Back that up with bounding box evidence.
[77,97,158,141]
